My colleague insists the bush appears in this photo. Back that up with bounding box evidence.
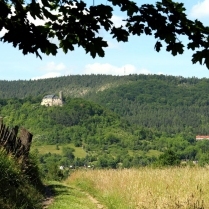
[154,150,180,167]
[0,148,44,209]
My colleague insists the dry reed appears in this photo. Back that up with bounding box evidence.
[66,167,209,209]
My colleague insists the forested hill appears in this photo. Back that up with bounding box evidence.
[1,74,209,134]
[0,75,127,99]
[0,97,132,144]
[86,76,209,135]
[0,74,207,100]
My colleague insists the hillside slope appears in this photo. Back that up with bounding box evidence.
[1,96,209,169]
[0,97,133,145]
[1,74,209,134]
[0,148,44,209]
[86,75,209,134]
[0,75,127,99]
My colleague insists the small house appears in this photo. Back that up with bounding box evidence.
[196,135,209,141]
[41,91,63,106]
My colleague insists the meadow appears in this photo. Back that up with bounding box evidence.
[32,144,87,158]
[65,167,209,209]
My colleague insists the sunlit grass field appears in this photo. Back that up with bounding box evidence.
[32,143,87,158]
[66,167,209,209]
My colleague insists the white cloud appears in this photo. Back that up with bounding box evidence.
[32,72,61,80]
[0,28,8,37]
[83,63,150,75]
[111,15,126,27]
[43,62,66,71]
[190,0,209,18]
[32,62,72,80]
[107,40,120,49]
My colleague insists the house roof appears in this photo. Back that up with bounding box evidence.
[43,95,58,99]
[196,135,209,140]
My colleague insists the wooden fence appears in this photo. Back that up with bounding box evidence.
[0,117,33,163]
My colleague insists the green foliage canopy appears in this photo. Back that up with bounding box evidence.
[156,149,180,166]
[2,74,209,135]
[1,96,209,169]
[1,0,209,68]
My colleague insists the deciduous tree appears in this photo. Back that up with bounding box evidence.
[1,0,209,68]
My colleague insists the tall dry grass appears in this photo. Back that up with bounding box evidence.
[66,167,209,209]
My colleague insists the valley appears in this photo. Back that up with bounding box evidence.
[1,74,209,208]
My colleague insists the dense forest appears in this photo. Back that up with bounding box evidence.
[1,74,209,134]
[0,75,125,99]
[86,75,209,134]
[1,73,209,179]
[0,97,133,146]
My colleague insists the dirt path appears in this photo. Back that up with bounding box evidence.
[42,186,54,209]
[42,182,106,209]
[81,190,106,209]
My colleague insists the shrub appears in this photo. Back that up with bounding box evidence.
[0,148,44,209]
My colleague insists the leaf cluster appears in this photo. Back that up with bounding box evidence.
[1,0,209,68]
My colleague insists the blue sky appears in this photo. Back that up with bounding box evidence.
[1,0,209,80]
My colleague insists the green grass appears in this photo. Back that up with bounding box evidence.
[33,145,62,154]
[67,176,130,209]
[146,149,162,157]
[47,182,100,209]
[66,168,209,209]
[0,148,43,209]
[32,143,87,158]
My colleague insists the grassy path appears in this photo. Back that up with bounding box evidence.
[46,182,106,209]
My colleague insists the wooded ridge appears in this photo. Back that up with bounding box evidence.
[1,74,209,134]
[1,74,209,172]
